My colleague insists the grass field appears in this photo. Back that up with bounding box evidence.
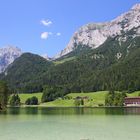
[127,91,140,97]
[11,91,140,107]
[18,93,43,104]
[54,56,75,65]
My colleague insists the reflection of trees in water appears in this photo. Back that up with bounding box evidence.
[25,107,38,115]
[2,107,140,116]
[8,107,21,115]
[105,108,125,115]
[124,107,140,115]
[6,107,39,115]
[40,107,106,115]
[105,107,140,115]
[40,107,80,115]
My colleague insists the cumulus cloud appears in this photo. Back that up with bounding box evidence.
[56,32,61,36]
[41,32,52,39]
[40,19,52,26]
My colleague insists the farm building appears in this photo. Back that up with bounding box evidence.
[124,97,140,106]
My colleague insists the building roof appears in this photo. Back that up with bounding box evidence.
[125,97,140,99]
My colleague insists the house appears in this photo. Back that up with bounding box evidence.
[74,96,89,100]
[124,97,140,106]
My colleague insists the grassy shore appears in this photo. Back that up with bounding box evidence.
[16,91,140,107]
[18,93,43,104]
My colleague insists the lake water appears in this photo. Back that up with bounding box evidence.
[0,107,140,140]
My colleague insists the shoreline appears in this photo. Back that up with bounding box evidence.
[7,105,140,108]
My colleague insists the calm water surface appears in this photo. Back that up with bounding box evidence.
[0,107,140,140]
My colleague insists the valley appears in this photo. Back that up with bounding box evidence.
[0,2,140,140]
[0,3,140,109]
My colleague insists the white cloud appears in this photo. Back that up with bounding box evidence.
[40,19,52,26]
[56,32,61,36]
[41,32,52,39]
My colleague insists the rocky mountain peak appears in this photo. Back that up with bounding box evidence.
[0,45,22,73]
[131,3,140,10]
[54,3,140,59]
[41,54,50,61]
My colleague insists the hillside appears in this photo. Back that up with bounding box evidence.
[43,28,140,93]
[0,53,52,93]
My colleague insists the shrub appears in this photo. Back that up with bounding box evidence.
[10,94,20,106]
[25,96,38,105]
[98,103,104,107]
[74,100,81,106]
[105,91,127,106]
[25,98,31,105]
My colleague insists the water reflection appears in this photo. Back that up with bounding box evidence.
[25,107,38,115]
[0,107,140,115]
[124,107,140,115]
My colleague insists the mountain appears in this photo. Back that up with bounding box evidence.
[41,54,51,61]
[0,53,52,93]
[0,46,22,73]
[44,27,140,93]
[0,4,140,94]
[54,3,140,59]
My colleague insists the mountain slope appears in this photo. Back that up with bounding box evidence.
[0,4,140,94]
[0,46,22,73]
[1,53,52,93]
[43,28,140,92]
[54,3,140,59]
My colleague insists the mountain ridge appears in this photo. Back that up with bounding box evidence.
[0,3,140,93]
[0,45,22,73]
[53,3,140,59]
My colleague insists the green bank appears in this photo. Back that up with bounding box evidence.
[15,91,140,107]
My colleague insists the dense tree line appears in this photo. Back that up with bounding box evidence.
[0,53,52,93]
[0,81,10,110]
[41,86,70,102]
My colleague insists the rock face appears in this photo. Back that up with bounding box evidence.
[54,3,140,59]
[0,46,22,73]
[41,54,50,61]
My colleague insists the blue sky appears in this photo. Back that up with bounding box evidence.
[0,0,140,57]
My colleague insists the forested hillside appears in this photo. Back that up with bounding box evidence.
[0,25,140,95]
[0,33,140,94]
[43,33,140,93]
[0,53,52,93]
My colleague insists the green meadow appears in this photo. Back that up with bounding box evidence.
[15,91,140,107]
[18,93,43,104]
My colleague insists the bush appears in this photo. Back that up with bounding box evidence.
[25,98,31,105]
[25,96,38,105]
[105,91,127,106]
[74,100,81,106]
[10,94,20,106]
[41,86,70,102]
[98,103,104,107]
[81,99,84,105]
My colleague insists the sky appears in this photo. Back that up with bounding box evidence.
[0,0,140,57]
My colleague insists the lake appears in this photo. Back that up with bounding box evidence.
[0,107,140,140]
